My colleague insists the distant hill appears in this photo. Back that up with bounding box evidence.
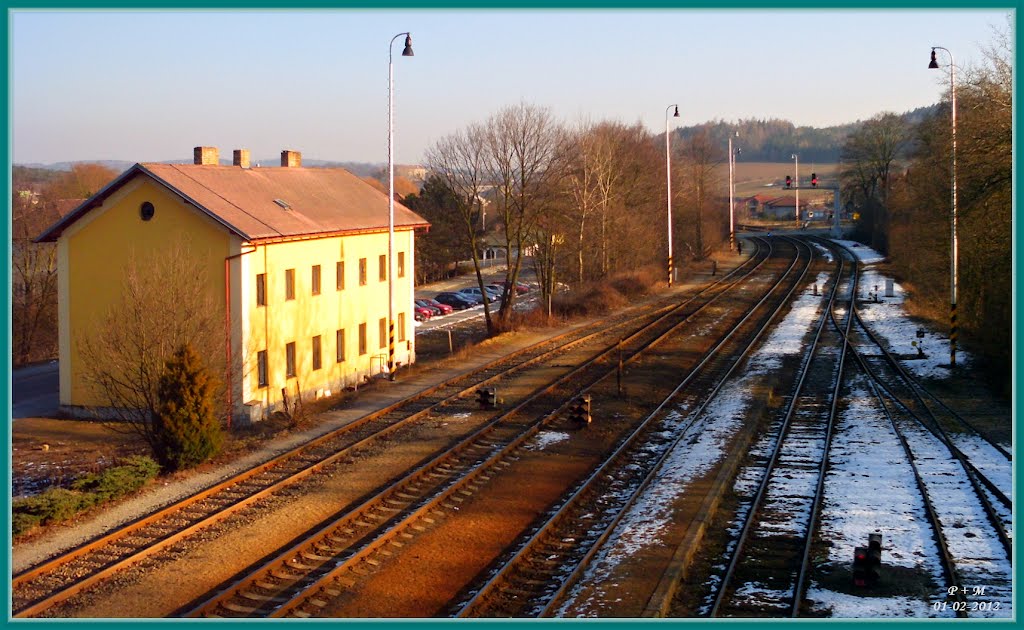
[17,106,938,173]
[673,105,937,162]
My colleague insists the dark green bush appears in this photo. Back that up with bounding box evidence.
[153,343,222,471]
[13,455,160,537]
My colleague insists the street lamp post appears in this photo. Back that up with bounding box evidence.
[791,153,799,224]
[388,32,413,381]
[728,131,739,250]
[665,104,679,286]
[930,46,958,367]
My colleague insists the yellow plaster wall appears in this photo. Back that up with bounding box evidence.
[240,229,415,412]
[61,177,231,406]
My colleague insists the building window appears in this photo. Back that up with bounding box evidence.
[336,329,345,363]
[285,269,295,300]
[312,335,322,370]
[359,258,367,286]
[286,342,296,378]
[398,252,406,278]
[256,273,266,307]
[257,350,268,387]
[311,265,321,295]
[358,323,367,356]
[398,312,406,342]
[336,261,345,291]
[379,317,388,349]
[379,255,387,282]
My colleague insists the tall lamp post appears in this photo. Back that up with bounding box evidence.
[791,153,799,224]
[388,32,414,381]
[929,46,958,367]
[728,131,739,250]
[665,104,679,286]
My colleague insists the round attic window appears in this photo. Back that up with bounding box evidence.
[140,201,155,221]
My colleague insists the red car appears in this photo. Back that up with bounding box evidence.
[414,305,433,322]
[417,298,453,316]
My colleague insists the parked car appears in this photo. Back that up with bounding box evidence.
[497,280,531,294]
[421,298,453,315]
[435,292,477,310]
[415,298,444,316]
[413,305,433,322]
[458,286,500,304]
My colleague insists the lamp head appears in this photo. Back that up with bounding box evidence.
[929,49,939,69]
[402,34,414,57]
[672,105,680,118]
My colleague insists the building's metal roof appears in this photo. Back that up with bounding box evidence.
[36,162,429,243]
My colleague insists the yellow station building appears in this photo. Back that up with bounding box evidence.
[37,147,429,424]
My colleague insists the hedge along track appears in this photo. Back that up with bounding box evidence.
[182,237,786,618]
[11,242,768,618]
[706,236,854,617]
[448,236,813,617]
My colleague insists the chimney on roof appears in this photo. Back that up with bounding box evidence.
[194,146,219,166]
[281,150,302,168]
[233,149,251,169]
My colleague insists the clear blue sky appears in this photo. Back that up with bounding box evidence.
[10,8,1012,166]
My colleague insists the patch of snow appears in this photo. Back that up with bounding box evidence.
[525,430,570,451]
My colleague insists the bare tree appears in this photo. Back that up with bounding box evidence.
[424,124,498,333]
[78,236,223,449]
[676,130,723,260]
[485,103,565,323]
[839,112,911,253]
[12,195,59,365]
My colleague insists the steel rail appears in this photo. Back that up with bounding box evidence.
[708,237,850,617]
[12,248,765,618]
[449,237,810,617]
[182,239,776,618]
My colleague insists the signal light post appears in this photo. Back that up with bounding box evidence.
[791,153,800,224]
[665,104,680,287]
[929,46,959,368]
[728,132,739,251]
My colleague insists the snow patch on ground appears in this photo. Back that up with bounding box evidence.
[525,430,570,451]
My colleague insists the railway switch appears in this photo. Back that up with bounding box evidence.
[477,387,497,409]
[569,395,592,425]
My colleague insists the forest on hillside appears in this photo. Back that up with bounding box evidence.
[674,106,936,163]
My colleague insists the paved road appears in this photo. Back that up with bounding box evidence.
[12,361,59,419]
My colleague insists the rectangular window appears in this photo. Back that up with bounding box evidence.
[286,342,296,378]
[379,317,388,349]
[311,265,321,296]
[257,350,268,387]
[358,323,367,356]
[398,252,406,278]
[359,258,367,286]
[312,335,322,370]
[256,274,266,307]
[336,329,345,363]
[285,269,295,300]
[379,255,387,282]
[398,312,406,342]
[336,261,345,291]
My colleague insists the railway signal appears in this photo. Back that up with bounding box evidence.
[569,395,592,425]
[852,533,883,586]
[477,387,497,409]
[811,172,818,187]
[785,175,792,188]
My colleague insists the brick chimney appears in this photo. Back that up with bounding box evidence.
[233,149,251,169]
[194,146,219,166]
[280,150,302,168]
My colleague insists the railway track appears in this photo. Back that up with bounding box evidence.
[180,238,809,618]
[706,237,854,617]
[177,238,786,617]
[447,237,815,617]
[824,241,1013,617]
[13,243,768,618]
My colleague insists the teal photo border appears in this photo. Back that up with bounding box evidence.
[3,1,1018,627]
